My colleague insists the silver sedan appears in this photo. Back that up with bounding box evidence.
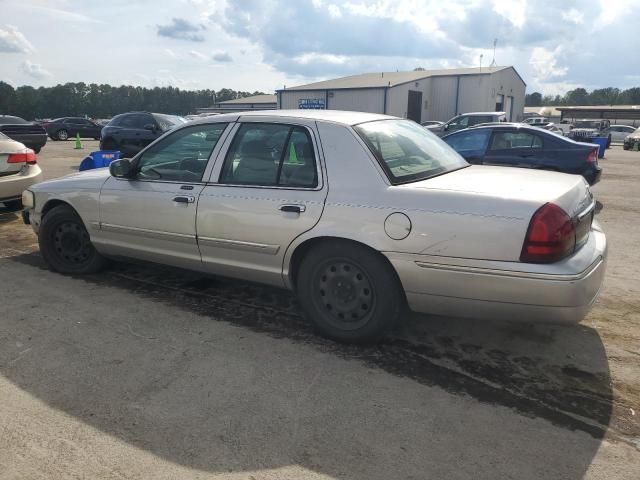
[22,110,607,343]
[1,132,43,210]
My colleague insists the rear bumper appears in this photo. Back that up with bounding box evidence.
[582,165,602,186]
[385,225,607,324]
[0,165,43,202]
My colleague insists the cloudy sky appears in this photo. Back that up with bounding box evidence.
[0,0,638,96]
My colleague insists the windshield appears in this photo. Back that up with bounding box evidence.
[574,121,600,129]
[354,120,468,184]
[154,113,187,131]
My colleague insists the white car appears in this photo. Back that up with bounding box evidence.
[22,110,607,343]
[0,132,43,209]
[610,125,636,143]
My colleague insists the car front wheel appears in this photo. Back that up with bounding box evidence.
[56,129,69,141]
[38,205,107,274]
[297,241,404,343]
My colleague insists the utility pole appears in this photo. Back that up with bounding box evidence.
[479,54,483,72]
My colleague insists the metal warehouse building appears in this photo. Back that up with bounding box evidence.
[277,66,526,123]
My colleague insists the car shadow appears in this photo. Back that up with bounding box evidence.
[2,252,616,479]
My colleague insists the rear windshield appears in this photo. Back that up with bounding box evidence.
[354,120,468,184]
[0,116,28,125]
[574,121,601,129]
[154,113,187,131]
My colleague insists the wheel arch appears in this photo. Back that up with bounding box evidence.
[41,199,76,219]
[285,235,404,298]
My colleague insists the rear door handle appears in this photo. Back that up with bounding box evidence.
[173,196,195,204]
[279,204,306,213]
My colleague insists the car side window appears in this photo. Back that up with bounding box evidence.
[444,130,491,154]
[220,123,317,188]
[489,132,543,150]
[135,123,228,183]
[448,116,469,130]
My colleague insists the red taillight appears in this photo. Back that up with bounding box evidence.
[587,148,597,163]
[521,203,575,263]
[7,149,37,165]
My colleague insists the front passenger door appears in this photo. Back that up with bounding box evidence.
[97,122,230,269]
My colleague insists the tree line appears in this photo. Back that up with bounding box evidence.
[525,87,640,107]
[0,81,267,120]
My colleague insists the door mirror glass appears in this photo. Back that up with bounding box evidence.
[109,159,133,178]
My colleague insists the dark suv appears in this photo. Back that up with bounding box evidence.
[44,117,103,141]
[100,112,186,156]
[569,119,611,147]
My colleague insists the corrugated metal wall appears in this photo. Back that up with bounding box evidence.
[386,79,431,120]
[488,68,526,121]
[428,76,458,121]
[458,75,491,114]
[328,89,385,113]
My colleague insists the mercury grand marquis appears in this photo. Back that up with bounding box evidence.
[22,110,607,343]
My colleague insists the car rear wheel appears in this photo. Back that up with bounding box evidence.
[56,129,69,141]
[296,241,404,343]
[38,205,107,274]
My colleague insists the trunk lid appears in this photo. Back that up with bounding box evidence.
[0,138,28,176]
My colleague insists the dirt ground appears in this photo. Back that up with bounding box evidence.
[0,139,638,479]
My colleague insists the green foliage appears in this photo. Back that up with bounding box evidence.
[0,81,265,120]
[526,86,640,107]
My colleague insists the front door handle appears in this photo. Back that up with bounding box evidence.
[173,196,195,204]
[279,204,306,213]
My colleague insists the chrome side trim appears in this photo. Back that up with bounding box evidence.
[414,257,603,281]
[100,223,195,242]
[198,236,280,255]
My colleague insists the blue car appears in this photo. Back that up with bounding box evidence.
[442,124,602,185]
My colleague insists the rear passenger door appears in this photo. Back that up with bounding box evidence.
[483,130,544,168]
[197,119,327,286]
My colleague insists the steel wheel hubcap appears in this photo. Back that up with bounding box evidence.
[314,260,375,330]
[53,221,92,264]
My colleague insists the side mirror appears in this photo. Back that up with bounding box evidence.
[143,123,156,132]
[109,159,133,178]
[444,124,450,131]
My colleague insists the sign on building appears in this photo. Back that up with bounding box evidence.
[298,98,326,109]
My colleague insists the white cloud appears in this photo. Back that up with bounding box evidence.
[21,60,51,79]
[164,48,177,58]
[492,0,527,28]
[189,50,207,60]
[0,24,34,53]
[530,47,568,81]
[561,8,584,24]
[327,4,342,18]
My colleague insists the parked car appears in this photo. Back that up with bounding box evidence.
[443,124,602,185]
[610,125,636,143]
[0,115,47,153]
[427,112,507,136]
[43,117,103,141]
[540,123,565,136]
[100,112,187,156]
[623,127,640,150]
[23,110,606,343]
[569,119,611,147]
[0,132,43,210]
[523,116,549,126]
[421,120,444,128]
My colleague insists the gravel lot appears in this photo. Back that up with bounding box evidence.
[0,139,638,479]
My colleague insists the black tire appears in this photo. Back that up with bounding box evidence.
[33,146,41,154]
[56,129,69,141]
[38,205,107,274]
[3,199,22,210]
[296,241,404,343]
[607,135,611,148]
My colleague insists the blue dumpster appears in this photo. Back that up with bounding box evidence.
[592,137,607,159]
[79,150,121,171]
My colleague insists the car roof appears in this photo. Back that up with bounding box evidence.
[187,109,397,126]
[458,111,506,117]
